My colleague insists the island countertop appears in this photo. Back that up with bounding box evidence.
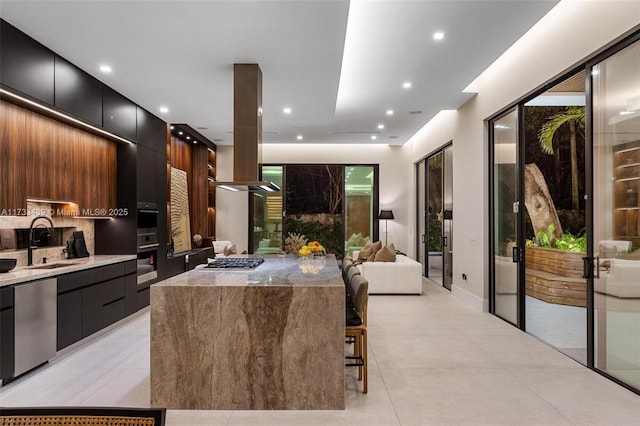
[152,254,341,288]
[150,254,345,410]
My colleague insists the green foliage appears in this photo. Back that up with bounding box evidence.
[535,224,555,247]
[537,106,585,155]
[527,224,586,253]
[428,218,442,252]
[286,216,344,259]
[554,230,587,253]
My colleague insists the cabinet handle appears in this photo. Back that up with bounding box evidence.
[139,243,159,249]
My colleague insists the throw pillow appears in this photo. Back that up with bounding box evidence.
[358,246,373,260]
[223,244,237,256]
[367,240,383,262]
[617,248,640,260]
[389,242,396,252]
[374,245,396,262]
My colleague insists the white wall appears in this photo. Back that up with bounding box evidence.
[405,0,640,310]
[215,145,250,253]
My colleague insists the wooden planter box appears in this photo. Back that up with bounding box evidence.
[525,246,587,307]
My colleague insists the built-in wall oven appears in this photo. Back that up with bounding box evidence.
[137,202,159,284]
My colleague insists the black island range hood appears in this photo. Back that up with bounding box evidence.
[213,64,280,193]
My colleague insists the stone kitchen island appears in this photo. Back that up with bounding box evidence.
[150,255,345,410]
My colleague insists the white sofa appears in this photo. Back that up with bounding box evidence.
[353,250,422,294]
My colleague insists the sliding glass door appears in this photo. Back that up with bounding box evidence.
[416,144,453,288]
[491,109,520,325]
[489,33,640,393]
[591,38,640,390]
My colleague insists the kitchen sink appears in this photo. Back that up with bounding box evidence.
[30,262,80,269]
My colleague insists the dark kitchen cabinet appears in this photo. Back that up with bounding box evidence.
[187,248,212,270]
[56,260,137,350]
[137,146,168,205]
[57,290,82,351]
[81,282,103,338]
[0,286,15,380]
[0,19,55,105]
[137,287,150,311]
[137,107,167,153]
[102,86,137,142]
[54,56,103,126]
[125,275,137,316]
[137,145,156,204]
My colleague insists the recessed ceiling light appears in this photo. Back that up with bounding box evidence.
[178,131,183,135]
[186,136,191,140]
[99,65,112,73]
[170,126,174,130]
[192,141,197,144]
[386,110,394,115]
[194,140,198,143]
[403,82,412,89]
[159,106,169,114]
[433,32,445,40]
[296,135,303,140]
[371,135,377,140]
[377,124,384,129]
[283,107,292,114]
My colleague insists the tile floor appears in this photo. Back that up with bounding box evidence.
[1,280,639,425]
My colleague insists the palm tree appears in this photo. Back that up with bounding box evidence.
[538,106,585,210]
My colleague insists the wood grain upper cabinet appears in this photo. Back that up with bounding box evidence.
[136,106,167,153]
[54,56,103,126]
[0,19,54,105]
[102,86,137,142]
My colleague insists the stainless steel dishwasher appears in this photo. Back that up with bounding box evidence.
[14,277,57,377]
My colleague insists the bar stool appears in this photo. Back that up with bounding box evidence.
[345,274,368,394]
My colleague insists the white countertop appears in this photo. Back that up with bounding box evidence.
[0,255,137,287]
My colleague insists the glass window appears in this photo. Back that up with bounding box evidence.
[345,166,374,256]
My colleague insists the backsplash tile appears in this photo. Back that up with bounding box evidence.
[0,202,94,267]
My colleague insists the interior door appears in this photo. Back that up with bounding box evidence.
[416,160,427,275]
[427,152,444,285]
[491,109,521,325]
[443,145,453,290]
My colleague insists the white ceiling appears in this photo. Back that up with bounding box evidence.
[0,0,559,146]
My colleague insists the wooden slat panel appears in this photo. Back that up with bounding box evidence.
[525,269,586,307]
[1,99,116,212]
[0,101,27,211]
[525,246,584,278]
[191,144,208,240]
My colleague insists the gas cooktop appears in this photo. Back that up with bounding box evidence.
[204,258,265,269]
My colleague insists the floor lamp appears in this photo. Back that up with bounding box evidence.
[379,210,394,246]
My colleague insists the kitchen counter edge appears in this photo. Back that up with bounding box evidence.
[0,255,137,287]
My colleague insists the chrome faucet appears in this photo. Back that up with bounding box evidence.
[27,215,55,266]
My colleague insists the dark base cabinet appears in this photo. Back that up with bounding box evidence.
[137,287,150,311]
[56,290,82,351]
[56,259,137,351]
[0,286,15,381]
